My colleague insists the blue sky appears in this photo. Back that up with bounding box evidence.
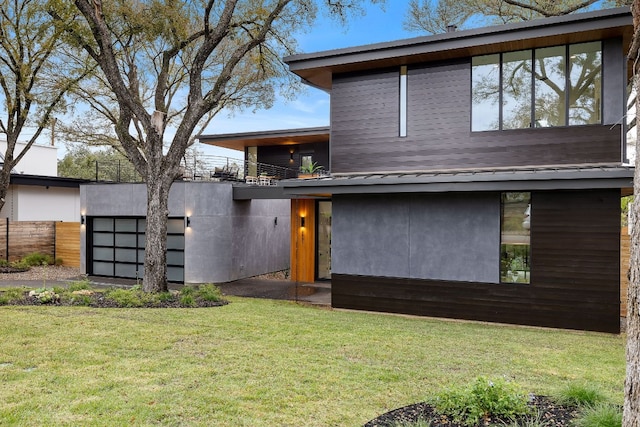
[200,2,416,157]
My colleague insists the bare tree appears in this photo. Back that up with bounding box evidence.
[49,0,383,293]
[405,0,631,34]
[0,0,89,211]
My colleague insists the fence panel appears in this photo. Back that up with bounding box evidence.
[55,222,81,267]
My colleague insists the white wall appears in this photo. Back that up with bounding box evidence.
[0,141,58,176]
[0,185,80,221]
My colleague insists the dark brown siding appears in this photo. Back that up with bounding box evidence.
[332,189,621,333]
[330,61,622,174]
[257,143,329,175]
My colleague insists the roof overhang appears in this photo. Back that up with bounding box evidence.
[10,174,88,188]
[199,126,330,151]
[278,165,635,196]
[285,7,633,90]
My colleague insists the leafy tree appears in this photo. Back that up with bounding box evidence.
[404,0,631,34]
[48,0,383,293]
[58,145,140,182]
[0,0,89,212]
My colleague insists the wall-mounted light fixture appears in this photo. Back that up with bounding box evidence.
[80,215,85,225]
[289,149,295,163]
[300,216,305,228]
[274,217,278,226]
[185,216,191,228]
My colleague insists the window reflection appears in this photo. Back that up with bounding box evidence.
[471,54,500,131]
[503,50,532,129]
[569,42,601,125]
[501,192,531,284]
[535,46,566,127]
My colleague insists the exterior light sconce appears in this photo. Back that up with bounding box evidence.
[80,215,85,225]
[300,216,305,228]
[274,217,278,226]
[185,216,191,228]
[289,149,295,163]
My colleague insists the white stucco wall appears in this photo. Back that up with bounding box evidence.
[0,141,58,176]
[0,185,80,221]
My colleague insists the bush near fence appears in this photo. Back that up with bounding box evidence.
[0,221,80,267]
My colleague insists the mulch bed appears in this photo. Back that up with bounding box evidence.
[364,395,578,427]
[11,291,228,309]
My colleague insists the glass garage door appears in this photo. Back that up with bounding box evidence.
[89,217,184,282]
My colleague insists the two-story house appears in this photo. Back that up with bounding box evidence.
[84,7,633,332]
[242,7,631,333]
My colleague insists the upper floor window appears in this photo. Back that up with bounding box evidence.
[472,42,601,131]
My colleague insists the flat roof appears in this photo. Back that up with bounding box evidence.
[278,164,634,196]
[10,174,89,188]
[199,126,330,151]
[285,7,633,90]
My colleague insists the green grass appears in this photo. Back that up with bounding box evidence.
[0,297,625,426]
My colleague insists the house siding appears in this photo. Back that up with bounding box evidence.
[330,39,624,174]
[331,189,620,333]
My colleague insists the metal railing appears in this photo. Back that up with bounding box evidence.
[92,154,302,183]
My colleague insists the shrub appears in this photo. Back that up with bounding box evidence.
[180,293,195,307]
[54,257,64,266]
[196,284,222,302]
[556,383,605,407]
[434,376,529,426]
[67,279,92,292]
[388,417,432,427]
[0,287,26,305]
[21,253,54,267]
[28,288,59,304]
[104,288,146,308]
[573,403,622,427]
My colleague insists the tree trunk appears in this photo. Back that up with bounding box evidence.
[142,175,170,293]
[624,46,640,425]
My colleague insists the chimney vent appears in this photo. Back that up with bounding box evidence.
[446,25,457,32]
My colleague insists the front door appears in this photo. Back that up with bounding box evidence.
[316,201,332,280]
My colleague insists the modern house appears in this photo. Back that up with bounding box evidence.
[82,7,633,333]
[202,7,634,333]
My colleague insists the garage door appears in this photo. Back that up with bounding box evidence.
[89,217,184,282]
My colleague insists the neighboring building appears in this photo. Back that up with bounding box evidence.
[0,139,84,222]
[203,7,634,333]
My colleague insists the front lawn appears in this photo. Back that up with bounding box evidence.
[0,297,625,426]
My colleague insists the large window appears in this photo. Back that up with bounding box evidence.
[472,42,601,131]
[500,192,530,284]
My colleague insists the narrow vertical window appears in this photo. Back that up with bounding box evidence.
[399,66,407,137]
[502,50,532,129]
[569,42,601,125]
[500,192,531,284]
[471,54,500,131]
[534,46,566,127]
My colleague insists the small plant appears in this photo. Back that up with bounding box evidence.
[0,287,26,305]
[104,288,146,307]
[434,376,530,426]
[28,288,60,304]
[21,253,54,267]
[54,257,63,266]
[67,279,92,292]
[555,383,605,407]
[501,410,552,427]
[299,161,324,175]
[388,417,433,427]
[573,403,622,427]
[196,284,222,302]
[180,293,195,307]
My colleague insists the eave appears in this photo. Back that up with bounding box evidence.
[285,7,633,90]
[199,126,330,151]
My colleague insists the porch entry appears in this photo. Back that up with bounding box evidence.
[290,199,332,282]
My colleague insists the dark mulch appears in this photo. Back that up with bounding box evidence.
[10,291,228,309]
[0,266,29,273]
[364,395,578,427]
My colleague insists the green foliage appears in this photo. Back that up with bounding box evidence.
[299,161,324,174]
[621,195,633,227]
[501,410,552,427]
[57,145,139,182]
[28,288,60,304]
[0,288,27,305]
[555,383,605,407]
[196,284,222,302]
[67,279,91,292]
[434,376,530,426]
[103,288,148,308]
[574,404,622,427]
[389,417,433,427]
[179,293,195,307]
[21,253,54,267]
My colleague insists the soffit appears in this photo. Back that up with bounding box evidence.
[286,8,633,90]
[199,127,330,151]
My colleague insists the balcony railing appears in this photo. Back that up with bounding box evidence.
[92,154,304,184]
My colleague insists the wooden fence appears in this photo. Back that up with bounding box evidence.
[0,220,80,267]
